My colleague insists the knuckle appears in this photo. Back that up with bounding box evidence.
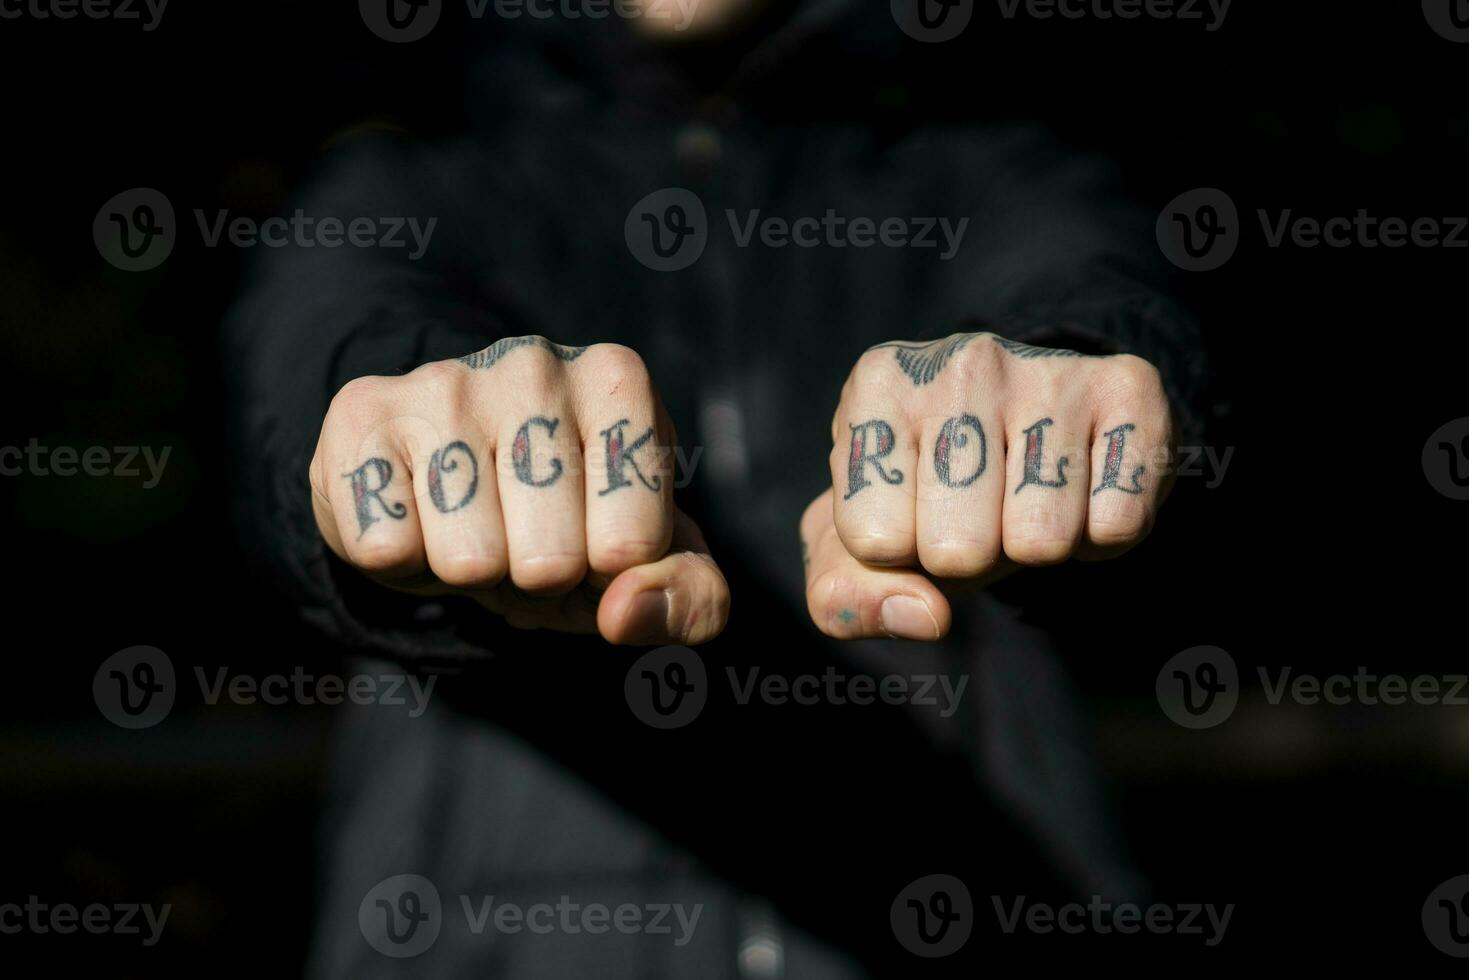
[582,343,653,395]
[848,348,901,396]
[327,375,391,429]
[400,359,467,412]
[1017,369,1067,407]
[520,348,569,389]
[839,529,917,567]
[670,559,731,645]
[509,552,588,594]
[1086,519,1147,550]
[1004,532,1074,566]
[589,535,669,575]
[853,345,893,378]
[348,537,420,576]
[431,553,507,590]
[687,590,731,645]
[940,350,987,391]
[1088,504,1153,548]
[920,540,1000,580]
[1101,354,1166,405]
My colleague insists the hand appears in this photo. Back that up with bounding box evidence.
[309,336,729,646]
[801,332,1174,641]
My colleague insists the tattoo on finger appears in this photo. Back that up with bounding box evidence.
[870,334,976,386]
[1014,417,1070,495]
[845,419,904,500]
[427,440,479,512]
[599,418,662,495]
[991,336,1089,360]
[458,336,588,371]
[870,332,1096,387]
[512,417,564,488]
[1091,422,1146,496]
[934,414,987,488]
[344,457,408,536]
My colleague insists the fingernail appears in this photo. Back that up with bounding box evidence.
[625,590,670,644]
[880,595,938,641]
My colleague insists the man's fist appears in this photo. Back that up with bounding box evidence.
[309,336,729,645]
[802,332,1174,641]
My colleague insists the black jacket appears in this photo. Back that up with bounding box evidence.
[225,2,1207,974]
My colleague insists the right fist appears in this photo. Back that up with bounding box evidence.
[308,336,729,646]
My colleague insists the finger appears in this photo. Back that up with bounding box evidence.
[574,344,675,577]
[1080,355,1173,560]
[802,490,950,641]
[494,375,589,595]
[319,378,427,582]
[598,508,730,646]
[413,417,508,591]
[830,355,920,566]
[1002,401,1090,566]
[915,408,1006,579]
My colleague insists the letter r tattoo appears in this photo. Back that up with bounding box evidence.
[845,420,904,500]
[344,457,408,536]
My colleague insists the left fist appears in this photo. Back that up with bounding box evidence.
[801,331,1174,641]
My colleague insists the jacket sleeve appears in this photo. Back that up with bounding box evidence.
[903,124,1212,445]
[223,132,542,669]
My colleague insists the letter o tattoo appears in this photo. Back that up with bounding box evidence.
[934,414,986,488]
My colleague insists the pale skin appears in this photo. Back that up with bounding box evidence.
[310,338,729,646]
[311,332,1173,646]
[802,331,1175,641]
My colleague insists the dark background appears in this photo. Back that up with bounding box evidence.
[0,0,1463,971]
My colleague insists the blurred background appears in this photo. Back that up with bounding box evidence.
[0,0,1465,971]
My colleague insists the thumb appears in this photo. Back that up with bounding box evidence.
[800,489,952,641]
[597,507,730,646]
